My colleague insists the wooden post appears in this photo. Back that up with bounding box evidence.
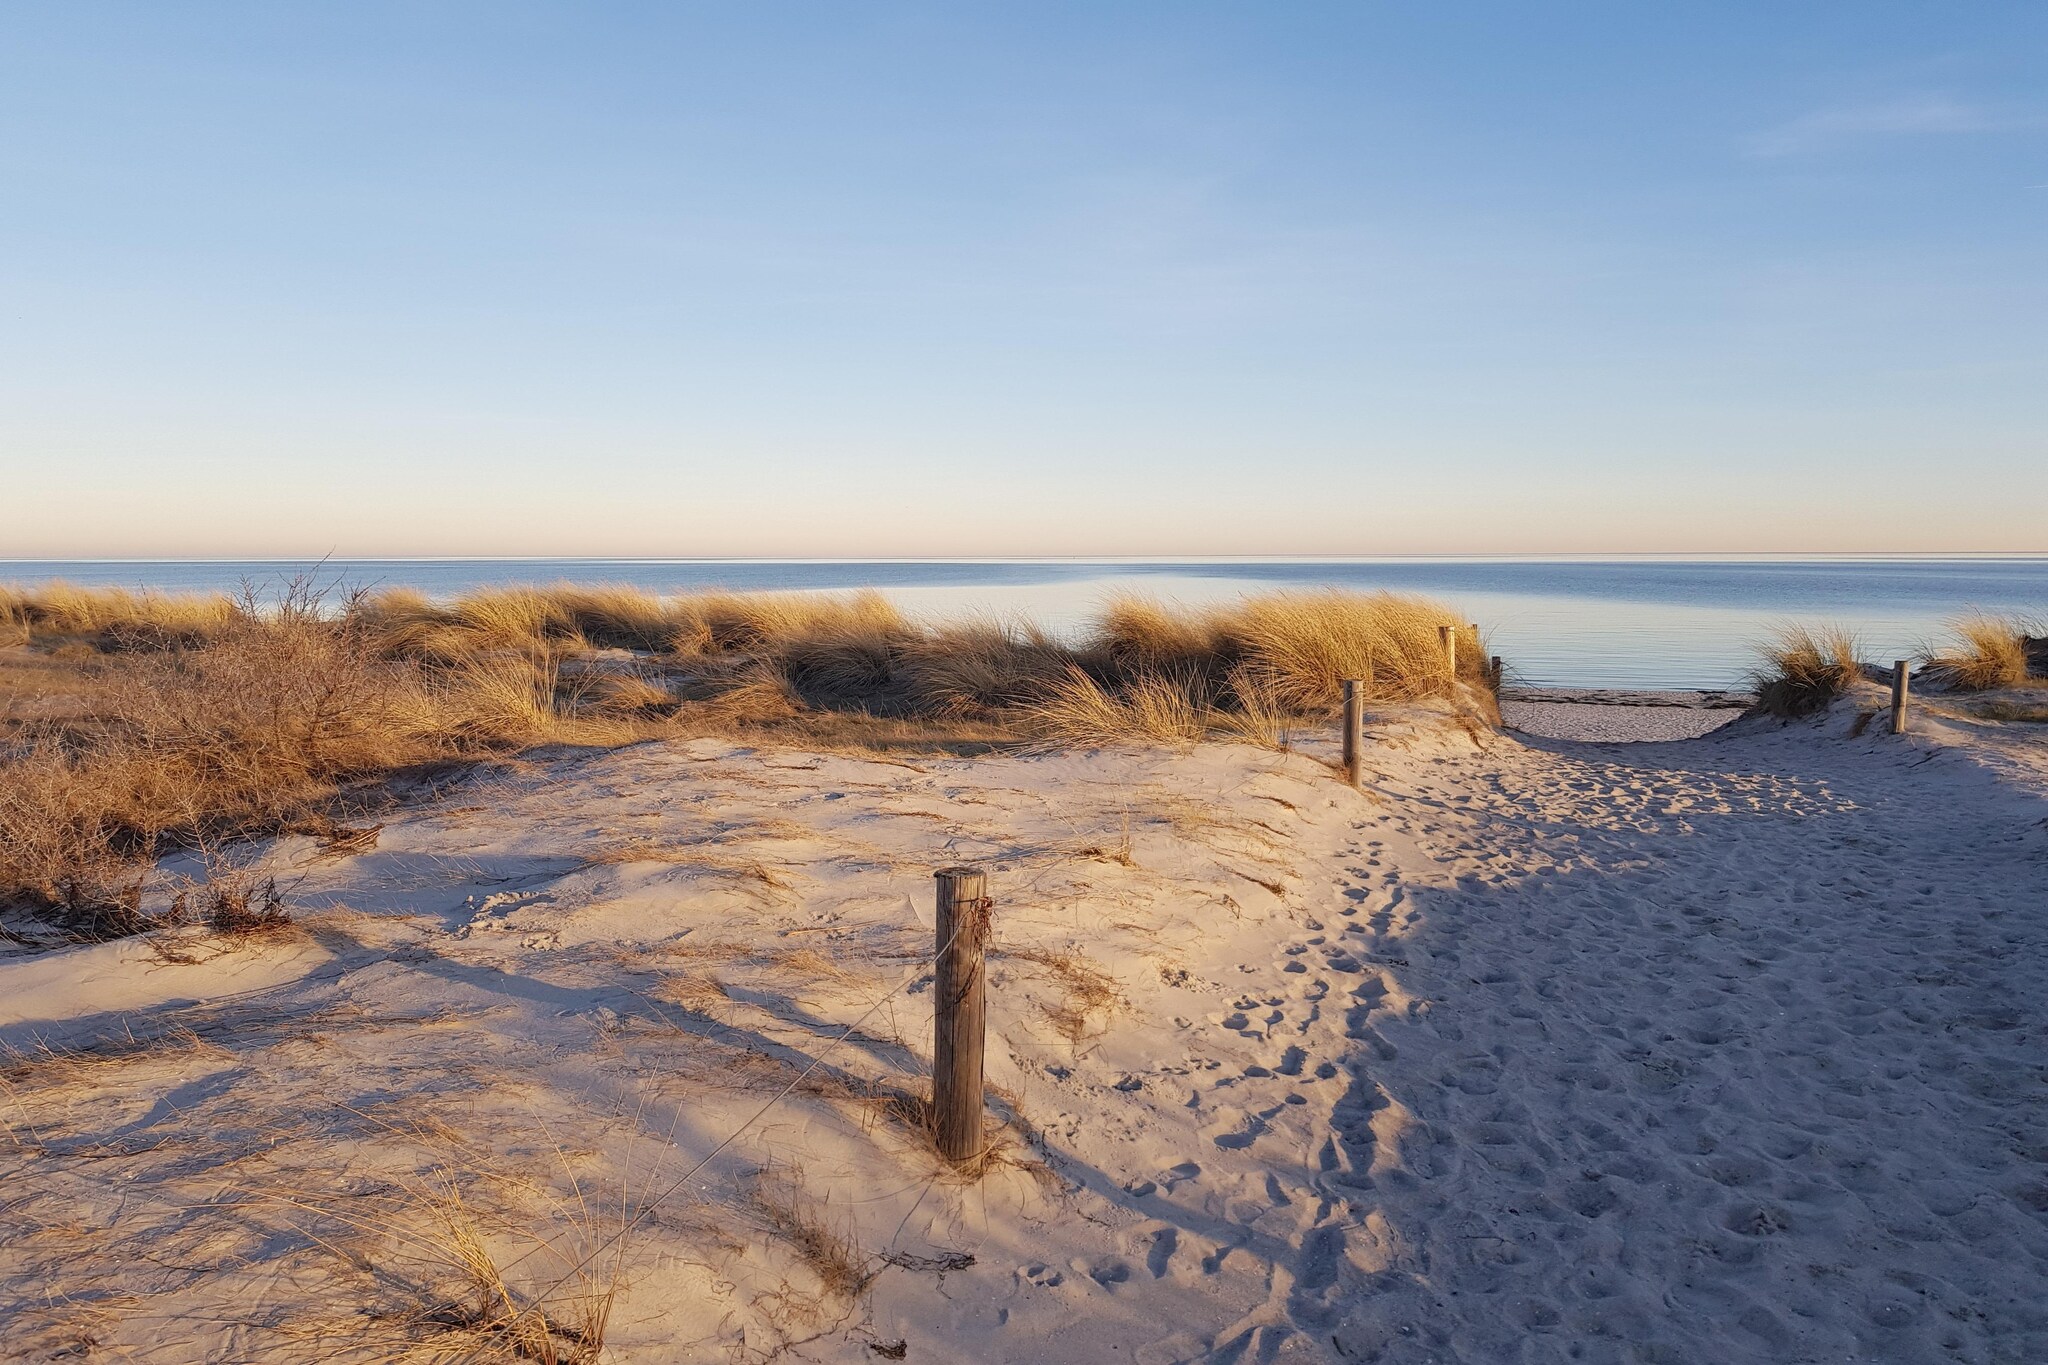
[1341,679,1364,788]
[1439,624,1457,676]
[1891,660,1910,735]
[1490,655,1504,690]
[932,865,991,1165]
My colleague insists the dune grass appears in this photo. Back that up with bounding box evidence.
[898,619,1071,714]
[1,581,239,648]
[1027,591,1493,745]
[1026,667,1212,746]
[0,580,1493,928]
[0,586,674,932]
[1091,591,1482,708]
[3,580,1485,703]
[1746,615,2045,721]
[1924,615,2041,692]
[1749,625,1864,718]
[357,583,914,661]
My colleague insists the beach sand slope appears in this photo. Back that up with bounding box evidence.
[2,704,2044,1362]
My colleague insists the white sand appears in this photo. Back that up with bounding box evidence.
[1501,699,1743,742]
[4,695,2046,1362]
[1502,688,1750,743]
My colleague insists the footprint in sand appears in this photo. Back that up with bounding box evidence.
[1082,1257,1131,1288]
[1144,1226,1179,1277]
[1212,1106,1283,1149]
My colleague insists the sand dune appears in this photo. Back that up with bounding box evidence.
[3,699,2044,1362]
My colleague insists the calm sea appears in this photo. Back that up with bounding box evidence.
[5,557,2045,691]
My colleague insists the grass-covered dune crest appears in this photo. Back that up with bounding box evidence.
[0,580,1496,933]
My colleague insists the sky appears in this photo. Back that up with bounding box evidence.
[1,3,2043,558]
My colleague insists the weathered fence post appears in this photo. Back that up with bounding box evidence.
[1490,655,1504,689]
[1439,624,1457,676]
[1341,679,1364,788]
[1891,660,1911,735]
[932,865,991,1165]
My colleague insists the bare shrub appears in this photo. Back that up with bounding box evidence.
[0,586,623,922]
[195,869,291,936]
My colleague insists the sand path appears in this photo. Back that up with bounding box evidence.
[1246,719,2048,1363]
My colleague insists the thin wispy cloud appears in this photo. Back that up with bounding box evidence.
[1749,96,2034,156]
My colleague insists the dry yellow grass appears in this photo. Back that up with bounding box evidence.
[1926,615,2039,692]
[1000,945,1123,1042]
[0,581,1491,929]
[1213,664,1292,748]
[1030,592,1489,744]
[571,669,677,717]
[1095,596,1234,676]
[355,584,915,666]
[901,619,1070,714]
[1026,667,1210,746]
[1968,697,2048,723]
[546,584,686,652]
[744,1170,874,1301]
[1229,591,1482,708]
[1749,624,1863,718]
[356,586,580,660]
[1094,590,1487,709]
[1,581,239,646]
[672,588,908,655]
[4,581,1486,707]
[393,1170,615,1364]
[0,603,668,926]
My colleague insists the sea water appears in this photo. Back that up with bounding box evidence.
[5,557,2045,690]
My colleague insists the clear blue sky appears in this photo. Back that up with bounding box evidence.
[2,3,2043,556]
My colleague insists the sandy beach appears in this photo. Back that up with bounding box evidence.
[4,690,2044,1363]
[7,2,2045,1356]
[1500,689,1750,743]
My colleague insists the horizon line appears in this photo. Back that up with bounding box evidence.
[6,551,2048,566]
